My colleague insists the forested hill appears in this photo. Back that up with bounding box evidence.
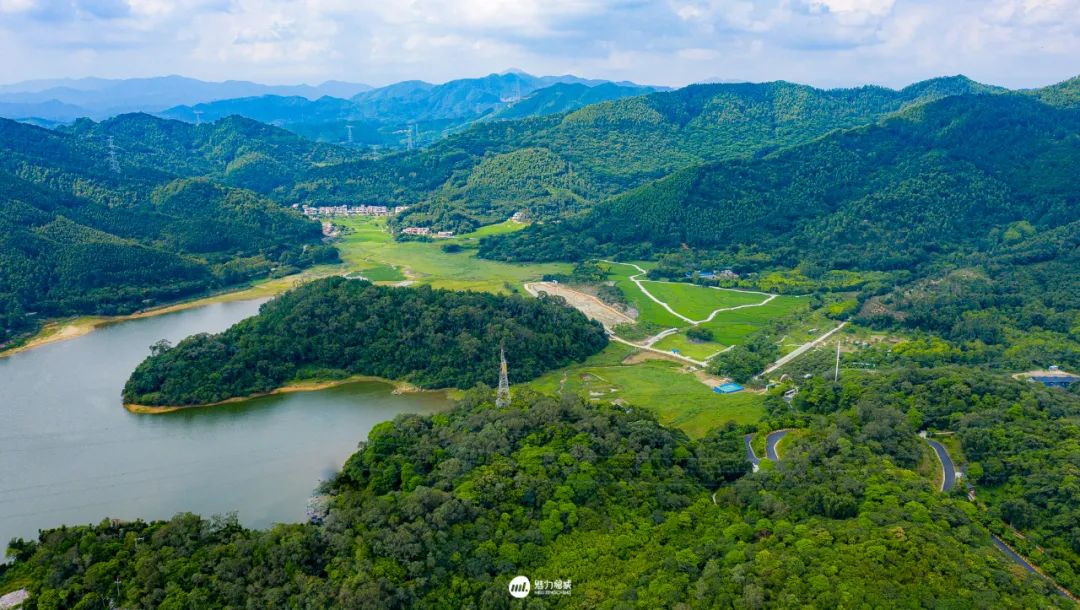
[3,384,1072,608]
[62,113,358,196]
[122,277,608,406]
[0,118,333,346]
[368,75,1003,232]
[479,93,1080,269]
[31,76,1009,239]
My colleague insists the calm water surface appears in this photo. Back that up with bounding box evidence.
[0,299,449,546]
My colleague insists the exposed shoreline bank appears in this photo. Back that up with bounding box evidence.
[124,375,442,414]
[0,267,341,360]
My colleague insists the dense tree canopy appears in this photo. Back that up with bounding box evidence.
[0,118,333,345]
[122,277,608,406]
[1,389,1068,609]
[764,367,1080,594]
[479,94,1079,269]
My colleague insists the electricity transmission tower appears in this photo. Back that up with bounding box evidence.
[346,124,354,144]
[193,109,204,126]
[106,136,120,173]
[394,125,415,150]
[496,347,511,407]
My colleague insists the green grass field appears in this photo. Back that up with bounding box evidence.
[638,281,768,320]
[357,265,406,281]
[335,217,570,293]
[601,262,686,328]
[652,332,727,360]
[699,296,807,345]
[455,220,527,240]
[526,344,765,438]
[600,261,809,353]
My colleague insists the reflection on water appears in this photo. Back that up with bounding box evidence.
[0,299,448,547]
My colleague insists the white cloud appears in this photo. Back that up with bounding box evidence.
[0,0,1076,88]
[0,0,37,13]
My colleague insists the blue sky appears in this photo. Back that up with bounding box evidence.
[0,0,1077,88]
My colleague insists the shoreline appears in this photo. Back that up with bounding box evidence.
[124,375,438,414]
[0,267,342,360]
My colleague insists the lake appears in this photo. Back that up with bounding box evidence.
[0,299,449,548]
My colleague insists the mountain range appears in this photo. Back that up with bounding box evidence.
[0,72,660,149]
[0,75,372,121]
[159,72,660,147]
[339,75,1006,231]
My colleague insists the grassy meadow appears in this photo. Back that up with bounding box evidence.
[525,344,765,438]
[335,217,571,293]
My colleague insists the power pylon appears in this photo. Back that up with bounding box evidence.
[496,347,511,407]
[106,136,120,174]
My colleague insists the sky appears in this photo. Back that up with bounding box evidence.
[0,0,1077,89]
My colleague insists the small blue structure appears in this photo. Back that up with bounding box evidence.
[714,383,744,394]
[1029,375,1079,389]
[671,349,681,355]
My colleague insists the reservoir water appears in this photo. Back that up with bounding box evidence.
[0,299,449,548]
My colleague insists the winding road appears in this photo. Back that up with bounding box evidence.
[924,438,956,492]
[746,429,1075,600]
[765,429,790,461]
[744,434,760,472]
[599,260,778,326]
[924,436,1074,600]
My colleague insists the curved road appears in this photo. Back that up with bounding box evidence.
[925,438,956,492]
[744,434,760,472]
[926,436,1072,600]
[744,429,1073,600]
[765,430,790,462]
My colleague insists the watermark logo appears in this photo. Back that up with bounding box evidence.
[508,575,531,598]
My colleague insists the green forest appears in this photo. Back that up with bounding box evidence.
[0,118,335,346]
[3,72,1080,609]
[3,382,1074,608]
[479,93,1080,370]
[122,277,608,406]
[479,94,1079,267]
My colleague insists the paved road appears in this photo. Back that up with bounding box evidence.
[925,438,956,492]
[990,536,1039,575]
[928,436,1073,600]
[608,333,707,367]
[744,434,760,471]
[761,322,846,376]
[766,430,790,461]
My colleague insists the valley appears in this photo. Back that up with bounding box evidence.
[2,65,1079,609]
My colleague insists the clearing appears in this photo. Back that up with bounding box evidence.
[335,217,571,293]
[595,260,808,363]
[525,344,765,438]
[524,282,634,329]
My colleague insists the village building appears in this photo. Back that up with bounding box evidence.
[301,204,410,218]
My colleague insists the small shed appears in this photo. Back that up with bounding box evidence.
[714,383,744,394]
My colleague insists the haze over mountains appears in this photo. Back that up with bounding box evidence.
[0,76,372,122]
[0,71,660,147]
